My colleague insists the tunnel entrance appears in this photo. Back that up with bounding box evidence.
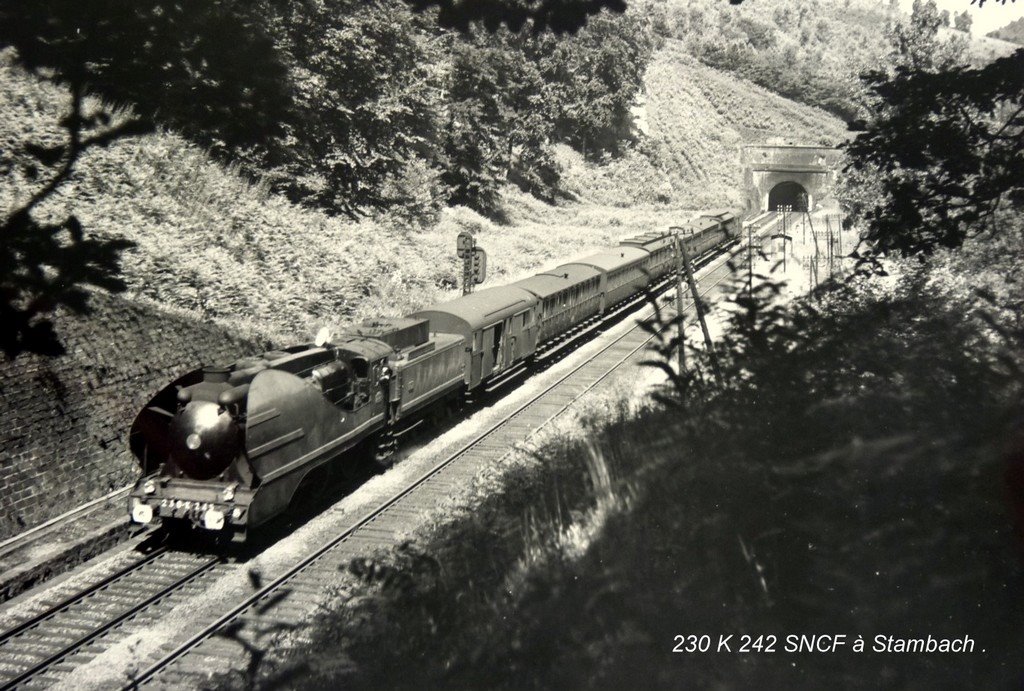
[768,181,809,211]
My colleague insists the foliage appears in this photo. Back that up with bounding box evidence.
[844,49,1024,256]
[441,31,552,216]
[657,0,895,123]
[987,17,1024,44]
[0,1,290,358]
[440,9,655,217]
[483,260,1022,688]
[0,1,658,355]
[954,10,974,34]
[886,0,967,72]
[375,156,450,230]
[542,10,657,156]
[404,0,626,33]
[0,1,291,154]
[255,3,654,220]
[262,0,444,218]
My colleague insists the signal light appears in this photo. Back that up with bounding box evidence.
[471,247,487,284]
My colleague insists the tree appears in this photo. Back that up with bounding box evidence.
[264,0,444,218]
[541,9,656,156]
[844,50,1024,257]
[954,10,974,34]
[404,0,626,33]
[0,0,667,355]
[441,30,560,215]
[439,9,654,216]
[886,0,966,72]
[0,1,291,358]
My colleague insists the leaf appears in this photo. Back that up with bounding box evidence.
[25,143,66,166]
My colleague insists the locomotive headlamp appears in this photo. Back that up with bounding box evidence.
[221,485,235,502]
[131,499,153,525]
[186,433,202,450]
[203,509,226,531]
[143,479,157,495]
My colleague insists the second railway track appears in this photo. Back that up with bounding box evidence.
[129,215,782,689]
[0,547,224,690]
[0,214,781,690]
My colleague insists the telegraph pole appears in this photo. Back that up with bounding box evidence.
[668,228,687,375]
[746,219,754,297]
[806,210,819,290]
[678,236,723,386]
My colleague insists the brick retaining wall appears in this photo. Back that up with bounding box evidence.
[0,293,272,540]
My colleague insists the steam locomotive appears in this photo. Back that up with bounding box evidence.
[128,211,739,540]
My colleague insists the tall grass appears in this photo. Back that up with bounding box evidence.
[240,218,1024,689]
[3,36,850,350]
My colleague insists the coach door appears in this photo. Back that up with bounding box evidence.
[514,309,535,357]
[482,321,504,378]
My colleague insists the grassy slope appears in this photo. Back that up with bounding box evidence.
[556,39,849,210]
[2,42,846,346]
[291,221,1024,691]
[987,17,1024,45]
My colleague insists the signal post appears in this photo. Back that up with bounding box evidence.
[456,231,487,295]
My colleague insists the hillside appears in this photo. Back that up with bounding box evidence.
[651,0,1020,121]
[988,17,1024,45]
[0,35,849,532]
[947,26,1020,64]
[2,44,844,342]
[553,39,848,209]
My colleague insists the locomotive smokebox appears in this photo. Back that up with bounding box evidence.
[169,400,241,480]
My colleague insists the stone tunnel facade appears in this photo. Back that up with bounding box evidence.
[742,145,843,214]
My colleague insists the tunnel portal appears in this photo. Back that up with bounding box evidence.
[742,145,842,214]
[768,181,809,211]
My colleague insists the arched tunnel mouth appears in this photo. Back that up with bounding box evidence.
[768,181,809,212]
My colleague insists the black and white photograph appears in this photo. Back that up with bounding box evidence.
[1,0,1023,687]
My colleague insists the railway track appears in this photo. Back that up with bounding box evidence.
[0,545,224,690]
[127,213,783,689]
[0,214,781,689]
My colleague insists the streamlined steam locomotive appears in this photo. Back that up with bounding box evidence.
[128,211,739,540]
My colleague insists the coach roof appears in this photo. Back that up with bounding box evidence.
[511,264,601,299]
[562,246,649,274]
[411,286,537,333]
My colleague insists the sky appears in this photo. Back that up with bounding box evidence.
[898,0,1024,36]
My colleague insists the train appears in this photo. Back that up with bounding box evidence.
[127,210,740,540]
